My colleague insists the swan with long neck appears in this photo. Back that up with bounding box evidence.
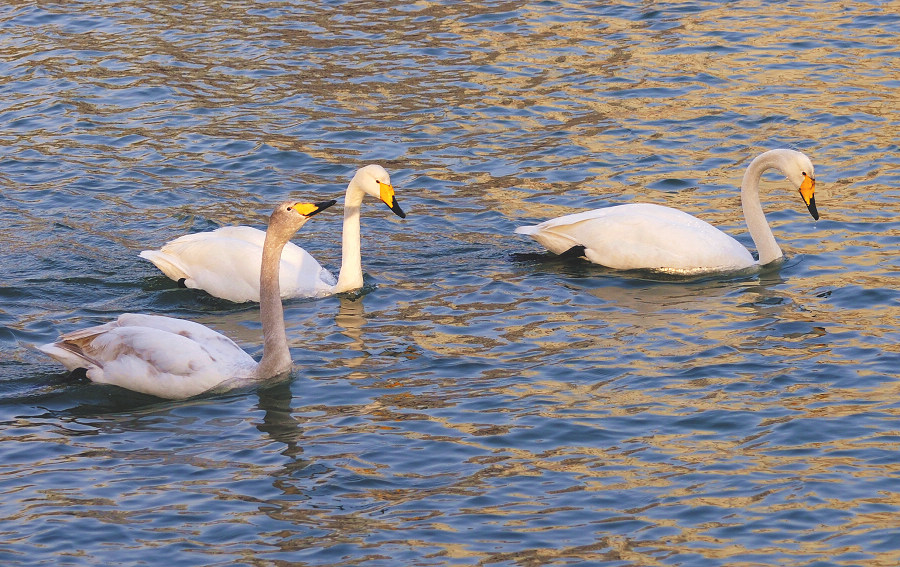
[515,149,818,274]
[38,200,336,399]
[139,164,405,302]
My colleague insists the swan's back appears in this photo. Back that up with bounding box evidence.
[38,313,257,399]
[517,203,755,273]
[140,226,336,302]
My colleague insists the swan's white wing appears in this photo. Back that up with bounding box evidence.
[210,226,338,293]
[114,313,250,359]
[38,314,256,399]
[202,226,268,247]
[140,226,336,302]
[517,203,754,273]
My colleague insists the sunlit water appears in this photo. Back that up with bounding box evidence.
[2,1,900,565]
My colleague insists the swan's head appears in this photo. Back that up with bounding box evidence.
[781,150,818,221]
[351,164,406,218]
[755,149,819,221]
[269,199,337,239]
[768,149,819,220]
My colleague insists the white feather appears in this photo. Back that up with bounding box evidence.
[516,149,818,275]
[40,314,256,399]
[39,200,335,399]
[140,226,335,303]
[140,165,405,302]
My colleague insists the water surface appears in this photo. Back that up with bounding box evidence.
[2,1,900,565]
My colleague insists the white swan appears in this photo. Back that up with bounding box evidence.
[38,200,336,399]
[515,149,819,274]
[139,164,406,302]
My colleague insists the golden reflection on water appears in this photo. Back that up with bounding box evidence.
[3,0,900,565]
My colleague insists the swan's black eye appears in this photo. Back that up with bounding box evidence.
[802,172,807,177]
[286,206,292,211]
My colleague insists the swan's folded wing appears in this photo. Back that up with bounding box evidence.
[114,313,249,358]
[40,314,255,399]
[517,204,754,272]
[515,208,634,256]
[141,228,335,302]
[138,249,191,281]
[139,227,266,283]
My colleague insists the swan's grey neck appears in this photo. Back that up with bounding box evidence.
[740,150,785,266]
[256,230,292,379]
[334,182,365,293]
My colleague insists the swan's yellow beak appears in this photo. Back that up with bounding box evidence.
[379,181,406,219]
[293,199,337,218]
[798,174,819,221]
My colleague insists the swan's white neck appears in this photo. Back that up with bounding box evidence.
[334,182,365,293]
[256,231,291,379]
[741,150,785,266]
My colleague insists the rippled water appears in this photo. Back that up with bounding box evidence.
[2,1,900,565]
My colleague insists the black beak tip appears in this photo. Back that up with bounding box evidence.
[389,199,407,219]
[311,199,338,215]
[807,195,819,221]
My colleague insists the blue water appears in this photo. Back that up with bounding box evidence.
[2,1,900,565]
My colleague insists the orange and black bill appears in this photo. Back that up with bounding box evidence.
[798,174,818,220]
[378,181,406,219]
[294,199,337,217]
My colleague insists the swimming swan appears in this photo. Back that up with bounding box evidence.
[139,165,406,302]
[515,149,819,274]
[38,200,336,399]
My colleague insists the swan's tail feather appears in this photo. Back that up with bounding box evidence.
[514,225,538,235]
[37,341,100,372]
[515,223,583,256]
[139,250,191,282]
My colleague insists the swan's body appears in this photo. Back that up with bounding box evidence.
[140,165,406,302]
[39,200,336,399]
[515,149,819,274]
[140,226,337,302]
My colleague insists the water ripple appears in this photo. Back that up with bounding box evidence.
[2,1,900,565]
